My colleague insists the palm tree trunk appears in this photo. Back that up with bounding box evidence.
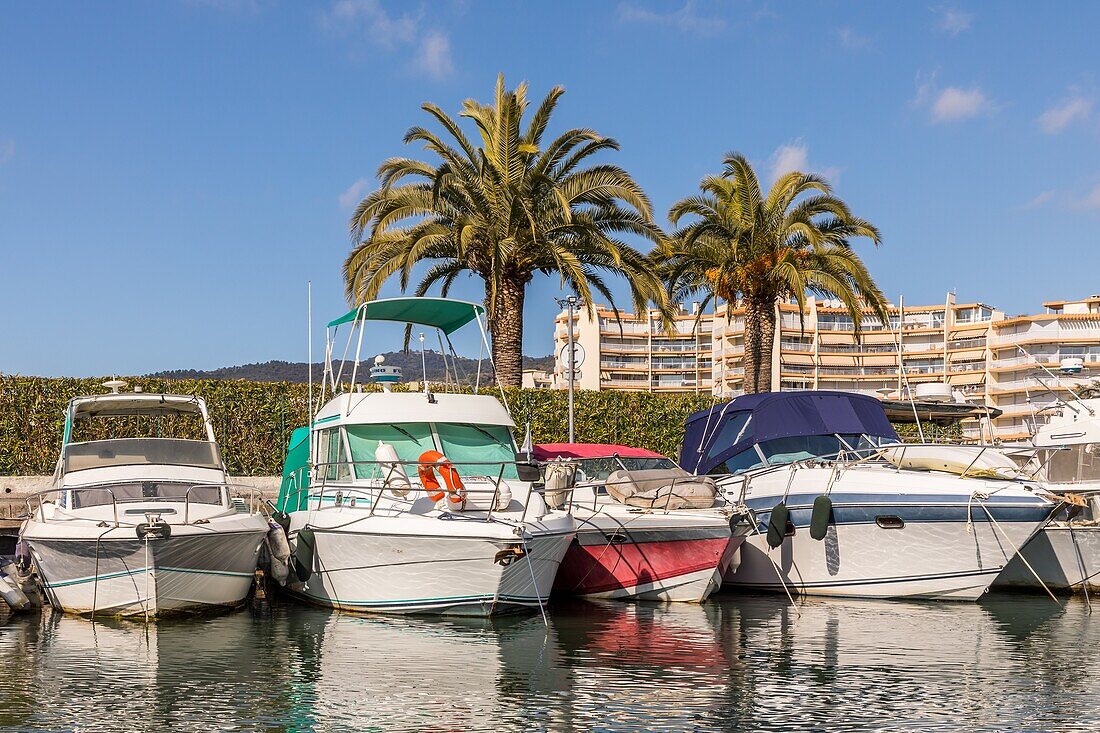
[743,297,776,394]
[488,278,525,388]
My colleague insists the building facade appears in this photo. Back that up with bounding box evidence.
[551,294,1100,440]
[552,303,713,394]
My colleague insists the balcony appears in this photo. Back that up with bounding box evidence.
[991,324,1100,346]
[949,361,986,373]
[991,352,1100,370]
[948,337,987,350]
[817,366,899,377]
[600,360,647,369]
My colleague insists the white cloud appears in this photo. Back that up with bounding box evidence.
[836,27,871,50]
[767,140,841,183]
[1024,190,1054,210]
[339,177,371,209]
[322,1,450,79]
[1072,183,1100,211]
[0,137,13,165]
[616,1,726,36]
[1023,184,1100,213]
[911,71,996,123]
[931,86,993,122]
[1038,95,1093,134]
[769,142,809,180]
[411,30,453,81]
[935,6,973,36]
[323,0,418,47]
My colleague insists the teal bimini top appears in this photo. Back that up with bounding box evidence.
[327,297,485,335]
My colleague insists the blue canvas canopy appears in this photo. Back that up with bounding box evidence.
[679,391,898,475]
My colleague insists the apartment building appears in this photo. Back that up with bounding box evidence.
[550,294,1100,440]
[988,297,1100,439]
[552,303,713,393]
[712,293,998,401]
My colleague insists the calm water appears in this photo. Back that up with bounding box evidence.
[1,592,1097,732]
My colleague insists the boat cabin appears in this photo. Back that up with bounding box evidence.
[679,391,899,476]
[56,391,228,507]
[277,297,533,514]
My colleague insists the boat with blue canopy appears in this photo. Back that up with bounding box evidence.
[679,391,1059,601]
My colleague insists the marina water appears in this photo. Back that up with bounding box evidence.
[2,593,1097,732]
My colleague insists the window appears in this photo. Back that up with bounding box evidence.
[759,435,847,465]
[703,412,753,465]
[316,427,351,481]
[713,447,765,475]
[435,423,519,479]
[345,423,434,480]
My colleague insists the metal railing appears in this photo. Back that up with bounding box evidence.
[291,457,543,524]
[713,440,1069,509]
[25,482,264,528]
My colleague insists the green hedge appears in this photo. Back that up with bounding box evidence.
[0,376,956,475]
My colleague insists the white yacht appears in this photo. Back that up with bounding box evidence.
[679,391,1056,601]
[20,387,269,617]
[271,297,575,616]
[995,397,1100,592]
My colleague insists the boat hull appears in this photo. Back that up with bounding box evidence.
[23,527,266,617]
[286,522,575,616]
[995,523,1100,592]
[554,517,741,602]
[725,497,1051,601]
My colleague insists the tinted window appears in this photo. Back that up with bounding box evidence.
[712,447,765,475]
[702,412,753,464]
[759,435,846,465]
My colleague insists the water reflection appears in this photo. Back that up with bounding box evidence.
[1,592,1099,732]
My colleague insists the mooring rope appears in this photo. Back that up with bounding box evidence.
[972,494,1061,608]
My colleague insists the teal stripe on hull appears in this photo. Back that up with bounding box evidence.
[292,589,543,609]
[45,566,253,589]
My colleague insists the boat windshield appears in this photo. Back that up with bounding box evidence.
[574,456,678,483]
[70,481,223,508]
[712,433,890,474]
[344,422,519,480]
[1047,443,1100,484]
[62,439,222,473]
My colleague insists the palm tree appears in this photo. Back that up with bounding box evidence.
[657,153,888,394]
[345,74,669,387]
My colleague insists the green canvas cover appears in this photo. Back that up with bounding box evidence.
[327,297,484,335]
[277,426,312,513]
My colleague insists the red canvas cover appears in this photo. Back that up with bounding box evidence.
[533,443,666,460]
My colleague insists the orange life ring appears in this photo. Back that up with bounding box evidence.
[417,450,467,509]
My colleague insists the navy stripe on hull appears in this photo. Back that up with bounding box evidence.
[747,499,1053,531]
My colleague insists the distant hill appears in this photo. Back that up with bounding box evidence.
[147,352,556,384]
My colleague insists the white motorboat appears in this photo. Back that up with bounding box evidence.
[994,397,1100,592]
[679,391,1057,601]
[535,443,749,602]
[20,387,269,617]
[271,297,575,616]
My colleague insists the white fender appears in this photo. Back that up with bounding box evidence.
[0,570,31,612]
[376,441,411,497]
[543,461,576,509]
[265,522,292,586]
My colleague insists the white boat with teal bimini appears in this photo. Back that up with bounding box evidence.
[20,386,269,617]
[271,297,575,616]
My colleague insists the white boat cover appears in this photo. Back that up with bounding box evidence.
[604,468,717,510]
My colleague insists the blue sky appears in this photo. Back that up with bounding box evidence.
[1,1,1099,376]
